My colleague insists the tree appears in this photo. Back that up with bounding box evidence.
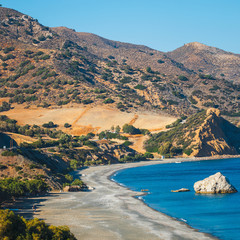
[0,101,11,112]
[103,98,114,104]
[42,121,58,128]
[178,75,188,81]
[0,209,26,240]
[49,225,76,240]
[26,218,52,239]
[115,125,121,133]
[158,142,172,155]
[157,59,165,64]
[122,124,141,135]
[0,210,77,240]
[71,179,84,187]
[143,152,154,158]
[64,123,71,128]
[146,67,153,73]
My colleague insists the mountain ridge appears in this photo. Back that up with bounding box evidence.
[0,6,240,117]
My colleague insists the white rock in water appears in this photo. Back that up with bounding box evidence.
[171,188,190,192]
[194,172,237,194]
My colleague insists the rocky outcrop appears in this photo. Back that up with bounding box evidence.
[63,185,94,192]
[145,109,240,158]
[171,188,190,192]
[194,108,240,157]
[63,185,82,192]
[194,172,237,194]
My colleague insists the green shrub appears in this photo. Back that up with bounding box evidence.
[157,59,165,64]
[1,150,17,156]
[0,209,77,240]
[146,67,153,73]
[82,99,93,104]
[172,91,185,99]
[38,35,46,41]
[166,119,182,129]
[15,166,22,171]
[167,100,179,105]
[108,55,115,59]
[199,74,215,80]
[122,140,133,147]
[0,101,11,112]
[42,121,58,128]
[183,148,193,156]
[103,98,115,104]
[143,152,154,158]
[178,75,188,81]
[158,142,172,155]
[32,39,40,44]
[120,76,132,84]
[122,124,141,134]
[64,123,72,128]
[40,55,50,60]
[71,179,84,187]
[3,47,15,54]
[134,84,147,90]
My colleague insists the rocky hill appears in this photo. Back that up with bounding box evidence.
[52,27,192,76]
[144,108,240,157]
[167,42,240,83]
[0,6,240,117]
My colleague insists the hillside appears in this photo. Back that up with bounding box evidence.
[167,42,240,83]
[0,6,239,118]
[144,108,240,157]
[0,114,150,190]
[52,27,193,76]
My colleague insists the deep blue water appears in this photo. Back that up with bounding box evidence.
[111,159,240,240]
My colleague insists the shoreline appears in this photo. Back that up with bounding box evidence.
[7,155,239,239]
[74,157,223,239]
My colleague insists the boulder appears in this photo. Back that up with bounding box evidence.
[63,185,81,192]
[194,172,237,194]
[171,188,190,192]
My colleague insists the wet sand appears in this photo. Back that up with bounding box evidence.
[9,157,233,240]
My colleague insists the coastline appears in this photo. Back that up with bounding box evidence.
[9,156,239,240]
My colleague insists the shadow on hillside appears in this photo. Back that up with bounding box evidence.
[0,132,17,148]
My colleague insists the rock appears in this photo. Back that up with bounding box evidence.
[171,188,190,192]
[206,108,221,117]
[63,185,81,192]
[194,172,237,194]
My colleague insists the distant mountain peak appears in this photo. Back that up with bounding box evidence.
[182,42,226,54]
[185,42,207,49]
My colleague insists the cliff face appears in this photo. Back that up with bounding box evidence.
[194,108,240,156]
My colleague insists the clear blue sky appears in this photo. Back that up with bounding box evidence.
[1,0,240,53]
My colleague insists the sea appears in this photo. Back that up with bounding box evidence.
[111,158,240,240]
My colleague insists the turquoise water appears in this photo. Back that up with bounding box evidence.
[112,159,240,240]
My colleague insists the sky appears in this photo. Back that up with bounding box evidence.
[1,0,240,53]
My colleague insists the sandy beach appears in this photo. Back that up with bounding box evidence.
[9,156,235,240]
